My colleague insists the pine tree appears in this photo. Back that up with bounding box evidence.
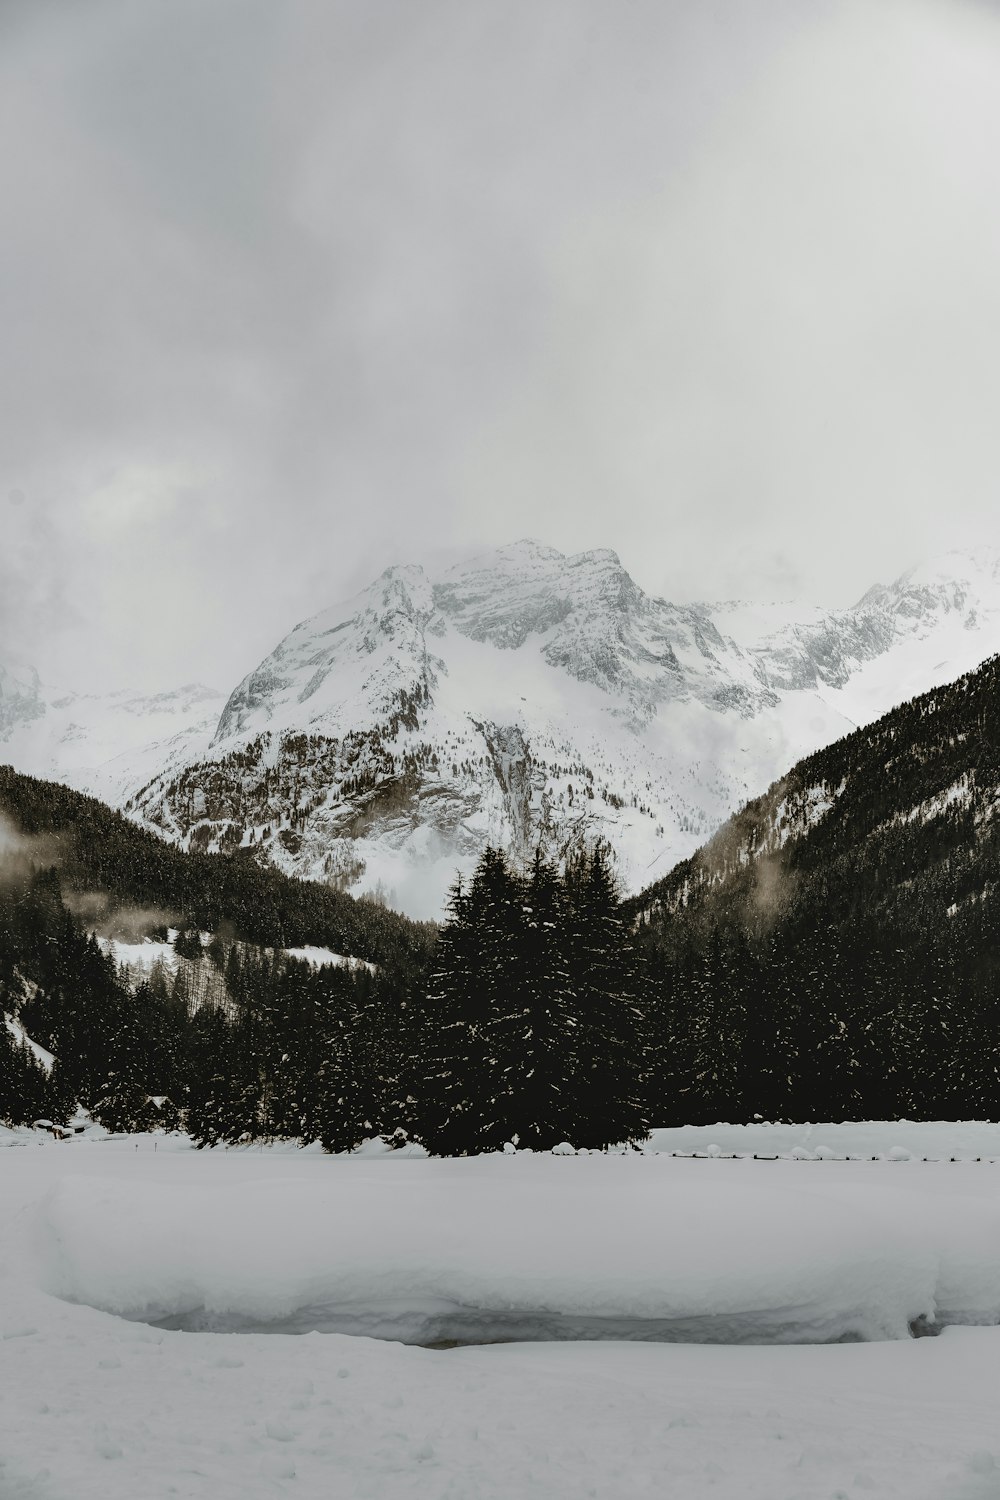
[564,847,649,1149]
[415,846,650,1155]
[489,851,578,1149]
[92,990,148,1133]
[185,1004,260,1147]
[414,872,492,1154]
[310,992,378,1153]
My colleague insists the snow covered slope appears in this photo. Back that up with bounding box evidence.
[718,547,1000,724]
[8,542,1000,919]
[0,670,223,796]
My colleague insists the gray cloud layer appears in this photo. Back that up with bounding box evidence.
[3,0,1000,692]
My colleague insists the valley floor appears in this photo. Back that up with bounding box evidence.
[2,1131,1000,1500]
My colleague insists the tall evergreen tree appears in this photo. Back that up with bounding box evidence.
[564,847,649,1149]
[489,851,578,1149]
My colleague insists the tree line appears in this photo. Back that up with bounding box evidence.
[5,830,1000,1141]
[1,845,651,1152]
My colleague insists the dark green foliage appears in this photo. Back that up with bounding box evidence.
[0,766,434,1144]
[414,847,649,1154]
[563,848,650,1149]
[0,1018,70,1127]
[173,927,203,961]
[496,851,578,1150]
[416,855,521,1156]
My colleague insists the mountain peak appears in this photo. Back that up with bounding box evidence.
[495,538,563,562]
[570,547,621,568]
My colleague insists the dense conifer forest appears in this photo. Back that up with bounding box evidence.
[0,766,434,969]
[630,654,1000,1122]
[0,764,435,1138]
[4,652,1000,1149]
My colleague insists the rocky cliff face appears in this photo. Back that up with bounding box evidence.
[8,542,1000,920]
[428,542,772,717]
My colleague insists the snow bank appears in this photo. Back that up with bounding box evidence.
[32,1157,1000,1346]
[646,1120,1000,1160]
[4,1290,1000,1500]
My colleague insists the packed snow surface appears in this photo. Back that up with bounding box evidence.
[97,936,178,973]
[3,1132,1000,1497]
[97,933,376,981]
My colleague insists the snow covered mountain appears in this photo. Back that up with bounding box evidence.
[719,547,1000,722]
[108,541,1000,917]
[6,541,1000,920]
[116,542,825,916]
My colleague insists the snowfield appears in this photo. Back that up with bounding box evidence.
[2,1131,1000,1498]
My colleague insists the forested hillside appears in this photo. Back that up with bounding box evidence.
[630,654,1000,1123]
[0,767,645,1153]
[0,766,434,969]
[0,764,435,1138]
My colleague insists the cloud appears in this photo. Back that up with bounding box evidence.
[1,0,999,694]
[0,813,65,881]
[462,0,1000,607]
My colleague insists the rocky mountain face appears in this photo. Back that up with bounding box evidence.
[6,541,1000,920]
[719,549,1000,705]
[117,542,802,917]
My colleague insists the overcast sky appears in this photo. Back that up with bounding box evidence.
[4,0,1000,694]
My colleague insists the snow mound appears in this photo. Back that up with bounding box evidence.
[32,1159,1000,1346]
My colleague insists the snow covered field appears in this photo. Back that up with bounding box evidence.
[3,1132,1000,1499]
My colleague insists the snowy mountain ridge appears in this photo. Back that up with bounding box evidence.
[5,541,1000,918]
[213,540,774,745]
[0,674,224,799]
